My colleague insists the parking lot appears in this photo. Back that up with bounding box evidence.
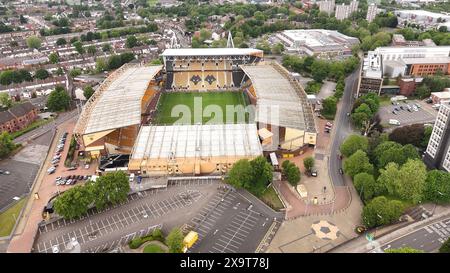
[32,179,220,253]
[0,131,52,211]
[188,188,283,253]
[378,99,437,129]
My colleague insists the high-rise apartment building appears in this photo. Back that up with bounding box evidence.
[424,104,450,172]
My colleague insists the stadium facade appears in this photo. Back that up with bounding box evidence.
[74,48,317,177]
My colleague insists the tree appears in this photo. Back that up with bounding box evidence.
[53,184,94,219]
[87,45,97,55]
[343,150,374,178]
[389,124,425,148]
[282,160,301,186]
[303,156,315,173]
[0,93,13,109]
[340,135,369,158]
[49,52,59,64]
[102,43,112,52]
[311,60,329,83]
[126,35,138,48]
[248,156,273,196]
[353,172,383,202]
[0,132,16,158]
[83,85,95,100]
[19,69,32,82]
[423,170,450,203]
[46,86,71,112]
[166,227,184,253]
[378,160,427,204]
[439,238,450,253]
[227,156,272,196]
[385,247,424,253]
[374,141,419,169]
[73,41,84,55]
[56,38,67,46]
[362,196,404,228]
[26,35,42,49]
[0,70,14,85]
[227,159,253,189]
[34,68,49,80]
[69,68,82,78]
[421,126,433,148]
[91,171,130,210]
[321,96,337,119]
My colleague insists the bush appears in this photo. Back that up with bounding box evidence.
[143,243,165,253]
[129,238,143,249]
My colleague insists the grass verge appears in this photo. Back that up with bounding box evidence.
[0,197,27,237]
[260,185,284,211]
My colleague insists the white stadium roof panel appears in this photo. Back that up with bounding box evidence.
[161,48,263,57]
[131,124,262,160]
[83,65,162,134]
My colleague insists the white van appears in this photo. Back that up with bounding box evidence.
[389,119,401,126]
[129,173,135,183]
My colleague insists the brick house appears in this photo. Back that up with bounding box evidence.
[0,102,38,134]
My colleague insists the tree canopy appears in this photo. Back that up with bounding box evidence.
[227,156,273,196]
[340,135,369,158]
[47,86,71,112]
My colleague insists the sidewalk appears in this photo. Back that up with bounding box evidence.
[329,210,450,253]
[7,117,93,253]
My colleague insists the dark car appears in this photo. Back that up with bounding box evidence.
[400,106,404,110]
[67,167,77,171]
[339,168,344,175]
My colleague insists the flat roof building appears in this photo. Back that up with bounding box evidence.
[276,29,359,59]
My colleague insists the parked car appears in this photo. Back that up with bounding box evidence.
[392,110,397,115]
[84,164,90,169]
[67,166,77,171]
[47,166,56,174]
[400,106,404,110]
[65,179,72,185]
[415,103,421,109]
[339,168,344,175]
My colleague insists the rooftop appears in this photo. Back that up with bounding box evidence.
[75,64,162,135]
[161,48,263,57]
[130,123,262,160]
[240,63,316,132]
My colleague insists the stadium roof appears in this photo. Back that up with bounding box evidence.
[131,123,262,160]
[75,65,162,135]
[161,48,263,57]
[241,63,316,133]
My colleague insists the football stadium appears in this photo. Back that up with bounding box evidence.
[73,47,317,178]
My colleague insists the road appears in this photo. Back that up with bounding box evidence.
[14,110,78,145]
[379,216,450,253]
[328,68,360,186]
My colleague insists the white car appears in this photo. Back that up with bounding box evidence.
[47,166,56,174]
[84,164,90,169]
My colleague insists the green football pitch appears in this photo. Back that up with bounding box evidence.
[154,91,251,125]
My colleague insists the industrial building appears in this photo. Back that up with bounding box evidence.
[424,104,450,172]
[395,10,450,29]
[276,29,359,59]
